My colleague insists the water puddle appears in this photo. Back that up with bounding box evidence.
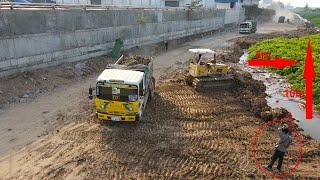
[239,51,320,141]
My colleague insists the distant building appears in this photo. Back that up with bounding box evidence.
[54,0,162,6]
[103,0,162,7]
[165,0,179,7]
[286,4,294,10]
[54,0,220,8]
[242,0,260,6]
[262,0,272,5]
[215,0,241,9]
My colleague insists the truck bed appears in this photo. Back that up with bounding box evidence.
[107,55,153,73]
[116,55,151,66]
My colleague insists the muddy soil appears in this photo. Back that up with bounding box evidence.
[0,75,319,179]
[1,22,319,178]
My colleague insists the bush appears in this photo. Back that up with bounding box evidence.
[248,34,320,110]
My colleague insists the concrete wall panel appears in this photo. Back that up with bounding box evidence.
[0,8,244,76]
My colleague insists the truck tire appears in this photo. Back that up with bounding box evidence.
[136,112,143,121]
[135,114,140,121]
[149,77,155,100]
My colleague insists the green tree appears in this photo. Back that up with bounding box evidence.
[186,0,203,20]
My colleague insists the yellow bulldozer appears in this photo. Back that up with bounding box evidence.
[186,49,235,91]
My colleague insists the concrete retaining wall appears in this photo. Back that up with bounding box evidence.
[55,0,217,8]
[0,8,244,76]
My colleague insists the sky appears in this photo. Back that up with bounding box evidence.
[276,0,320,7]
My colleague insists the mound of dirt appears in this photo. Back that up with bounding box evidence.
[119,55,151,66]
[0,56,115,108]
[233,73,270,117]
[163,65,270,119]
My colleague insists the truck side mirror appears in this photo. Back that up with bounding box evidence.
[89,87,93,100]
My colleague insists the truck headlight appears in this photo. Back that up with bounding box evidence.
[124,104,133,111]
[100,102,108,110]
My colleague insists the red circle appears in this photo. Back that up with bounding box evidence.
[251,114,303,179]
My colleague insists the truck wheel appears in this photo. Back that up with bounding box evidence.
[152,77,155,90]
[149,77,155,100]
[135,114,140,121]
[149,89,154,100]
[136,113,143,121]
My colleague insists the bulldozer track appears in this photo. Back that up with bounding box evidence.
[2,82,320,179]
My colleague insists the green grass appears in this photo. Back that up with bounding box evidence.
[299,11,320,28]
[248,34,320,110]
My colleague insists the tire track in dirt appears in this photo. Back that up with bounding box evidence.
[0,82,319,179]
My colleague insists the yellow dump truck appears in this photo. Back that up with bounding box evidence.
[89,55,155,122]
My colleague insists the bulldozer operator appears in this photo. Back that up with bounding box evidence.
[193,52,216,65]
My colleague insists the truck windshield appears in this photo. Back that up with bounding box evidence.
[240,23,249,28]
[96,83,138,102]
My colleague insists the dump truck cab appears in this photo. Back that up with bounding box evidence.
[239,20,257,34]
[90,55,154,122]
[93,69,148,121]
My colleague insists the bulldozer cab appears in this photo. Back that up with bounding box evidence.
[189,49,216,65]
[189,49,228,78]
[186,48,235,91]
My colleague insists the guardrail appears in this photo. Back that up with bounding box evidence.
[0,2,232,11]
[0,2,186,10]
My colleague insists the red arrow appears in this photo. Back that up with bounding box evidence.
[304,39,316,120]
[248,58,298,69]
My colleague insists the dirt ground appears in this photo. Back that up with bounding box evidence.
[0,77,319,179]
[0,56,116,156]
[0,22,319,179]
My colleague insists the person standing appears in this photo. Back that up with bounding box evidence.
[265,124,293,172]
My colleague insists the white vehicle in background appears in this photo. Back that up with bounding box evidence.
[239,20,257,34]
